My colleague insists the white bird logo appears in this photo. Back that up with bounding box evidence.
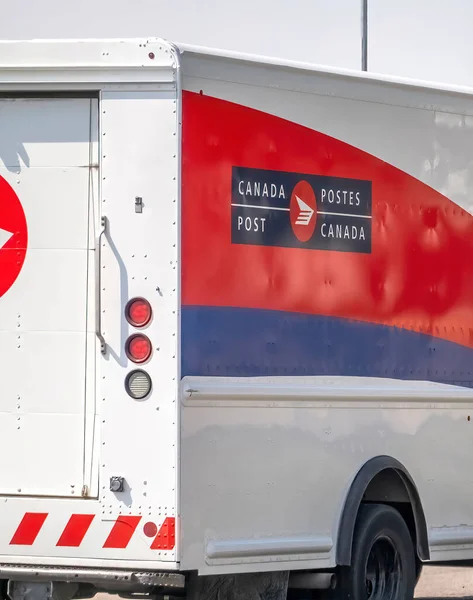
[295,195,315,226]
[0,227,13,249]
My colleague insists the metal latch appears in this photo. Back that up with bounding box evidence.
[109,476,125,493]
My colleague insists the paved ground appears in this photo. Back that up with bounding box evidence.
[415,566,473,599]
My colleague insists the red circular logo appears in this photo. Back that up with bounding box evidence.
[0,176,28,298]
[290,180,317,242]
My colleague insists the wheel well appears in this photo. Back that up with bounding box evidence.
[336,456,429,566]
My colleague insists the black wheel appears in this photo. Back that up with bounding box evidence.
[415,558,423,585]
[338,503,416,600]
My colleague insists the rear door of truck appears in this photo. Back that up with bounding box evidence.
[0,96,98,498]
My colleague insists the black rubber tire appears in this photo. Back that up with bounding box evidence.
[338,503,416,600]
[415,559,423,585]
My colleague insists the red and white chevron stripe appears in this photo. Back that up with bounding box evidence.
[10,513,175,550]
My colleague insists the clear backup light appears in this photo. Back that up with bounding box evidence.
[125,370,152,400]
[125,297,152,328]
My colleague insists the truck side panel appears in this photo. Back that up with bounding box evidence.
[179,63,473,573]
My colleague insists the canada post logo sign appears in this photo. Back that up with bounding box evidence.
[231,167,372,253]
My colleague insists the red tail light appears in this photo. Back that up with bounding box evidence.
[125,298,152,328]
[126,334,152,363]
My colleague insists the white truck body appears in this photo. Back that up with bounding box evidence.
[3,1,473,90]
[0,40,179,574]
[1,37,473,598]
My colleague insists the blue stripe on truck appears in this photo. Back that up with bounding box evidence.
[181,306,473,387]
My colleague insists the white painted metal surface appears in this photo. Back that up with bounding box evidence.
[0,39,179,568]
[0,97,97,498]
[99,88,179,560]
[180,377,473,572]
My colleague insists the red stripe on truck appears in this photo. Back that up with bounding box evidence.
[181,91,473,354]
[56,514,95,547]
[10,512,48,545]
[150,517,176,550]
[10,513,176,551]
[103,515,142,549]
